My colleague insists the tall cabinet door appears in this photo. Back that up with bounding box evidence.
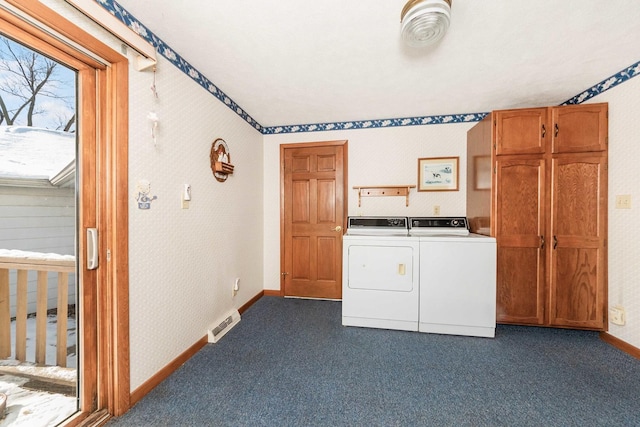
[548,155,607,329]
[495,157,546,325]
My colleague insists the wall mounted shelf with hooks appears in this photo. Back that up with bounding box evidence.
[210,138,234,182]
[353,185,416,207]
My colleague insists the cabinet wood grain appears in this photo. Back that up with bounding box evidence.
[468,102,608,331]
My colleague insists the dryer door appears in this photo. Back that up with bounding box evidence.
[347,245,415,291]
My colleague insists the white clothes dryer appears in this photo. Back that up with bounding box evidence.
[342,217,420,331]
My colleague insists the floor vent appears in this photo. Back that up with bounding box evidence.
[207,310,241,343]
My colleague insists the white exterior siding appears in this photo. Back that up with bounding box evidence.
[0,185,76,316]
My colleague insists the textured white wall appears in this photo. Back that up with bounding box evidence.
[41,0,264,391]
[263,123,474,291]
[588,76,640,348]
[127,58,263,389]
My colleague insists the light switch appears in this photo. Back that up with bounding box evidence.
[615,195,631,209]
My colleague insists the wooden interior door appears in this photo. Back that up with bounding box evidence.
[281,141,347,299]
[495,157,546,324]
[548,155,607,329]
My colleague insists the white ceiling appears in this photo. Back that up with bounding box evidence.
[115,0,640,128]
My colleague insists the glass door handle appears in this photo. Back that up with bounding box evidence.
[86,228,98,270]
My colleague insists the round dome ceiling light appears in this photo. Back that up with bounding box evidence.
[400,0,452,48]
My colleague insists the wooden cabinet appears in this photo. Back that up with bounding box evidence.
[551,104,608,153]
[494,108,547,155]
[474,102,608,330]
[494,157,546,325]
[466,116,492,235]
[549,155,607,328]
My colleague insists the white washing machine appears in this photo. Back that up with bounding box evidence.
[342,217,420,331]
[410,217,497,338]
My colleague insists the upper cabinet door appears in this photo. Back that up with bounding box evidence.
[551,103,608,154]
[494,108,548,156]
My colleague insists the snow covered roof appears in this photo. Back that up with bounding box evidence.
[0,126,75,183]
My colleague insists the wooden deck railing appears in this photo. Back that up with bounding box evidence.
[0,251,75,367]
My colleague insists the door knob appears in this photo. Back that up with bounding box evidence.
[332,226,342,232]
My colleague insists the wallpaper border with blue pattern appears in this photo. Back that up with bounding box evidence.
[97,0,639,135]
[97,0,264,133]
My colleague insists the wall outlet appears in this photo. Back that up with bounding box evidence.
[433,205,440,216]
[610,306,626,326]
[615,195,631,209]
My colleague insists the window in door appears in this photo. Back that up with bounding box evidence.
[0,33,79,425]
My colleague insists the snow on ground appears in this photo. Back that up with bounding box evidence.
[0,315,77,426]
[0,126,75,179]
[2,315,77,371]
[0,374,76,427]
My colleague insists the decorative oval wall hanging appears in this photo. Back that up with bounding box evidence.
[210,138,234,182]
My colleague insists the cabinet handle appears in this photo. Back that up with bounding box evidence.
[541,124,546,138]
[540,235,545,249]
[553,235,558,249]
[554,123,559,137]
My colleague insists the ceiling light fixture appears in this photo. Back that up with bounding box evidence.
[400,0,452,48]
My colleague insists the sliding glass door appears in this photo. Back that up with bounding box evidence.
[0,33,80,424]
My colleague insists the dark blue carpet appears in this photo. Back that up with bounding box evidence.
[107,297,640,426]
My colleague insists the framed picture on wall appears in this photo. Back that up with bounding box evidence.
[418,156,459,191]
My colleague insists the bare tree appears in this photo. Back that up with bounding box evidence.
[51,110,76,133]
[63,115,75,132]
[0,37,75,129]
